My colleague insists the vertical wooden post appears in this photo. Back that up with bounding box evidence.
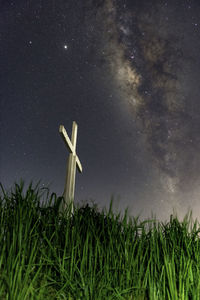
[59,122,82,216]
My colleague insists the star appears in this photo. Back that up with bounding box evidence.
[64,44,68,50]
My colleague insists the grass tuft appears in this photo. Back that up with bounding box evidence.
[0,179,200,299]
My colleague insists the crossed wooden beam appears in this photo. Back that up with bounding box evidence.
[59,121,82,215]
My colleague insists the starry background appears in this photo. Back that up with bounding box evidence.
[1,0,200,224]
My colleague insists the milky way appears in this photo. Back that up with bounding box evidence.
[1,0,200,223]
[84,0,200,205]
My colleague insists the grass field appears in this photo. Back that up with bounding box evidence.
[0,179,200,299]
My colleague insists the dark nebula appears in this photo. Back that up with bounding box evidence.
[83,0,200,197]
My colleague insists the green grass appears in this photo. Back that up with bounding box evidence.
[0,179,200,299]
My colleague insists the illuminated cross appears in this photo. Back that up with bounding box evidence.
[59,121,82,215]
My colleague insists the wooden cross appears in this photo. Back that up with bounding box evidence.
[59,121,82,216]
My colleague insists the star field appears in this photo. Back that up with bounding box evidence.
[1,0,200,223]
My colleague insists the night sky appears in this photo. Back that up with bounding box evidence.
[1,0,200,224]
